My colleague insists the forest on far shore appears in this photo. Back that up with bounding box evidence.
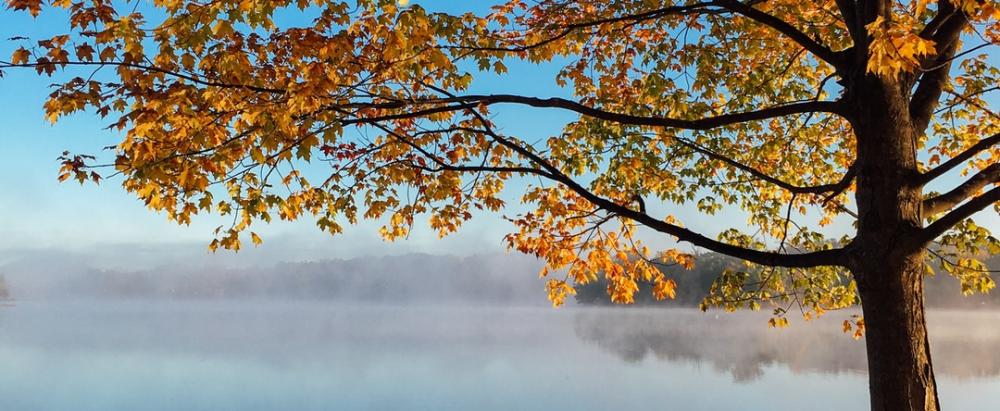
[575,253,1000,309]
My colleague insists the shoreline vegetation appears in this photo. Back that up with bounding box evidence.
[575,253,1000,309]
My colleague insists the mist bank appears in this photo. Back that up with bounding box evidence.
[0,251,548,304]
[2,247,998,308]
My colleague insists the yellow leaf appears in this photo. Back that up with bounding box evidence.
[652,278,677,300]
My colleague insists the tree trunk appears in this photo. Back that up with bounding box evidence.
[855,252,940,411]
[848,73,940,410]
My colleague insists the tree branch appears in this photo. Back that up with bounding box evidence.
[909,3,968,133]
[4,63,844,133]
[443,1,726,54]
[673,136,856,195]
[717,0,843,68]
[314,94,844,131]
[834,0,861,43]
[919,186,1000,245]
[924,163,1000,215]
[454,109,848,268]
[322,86,852,267]
[355,118,557,180]
[919,132,1000,184]
[436,95,845,130]
[918,0,959,40]
[562,175,848,268]
[0,60,286,94]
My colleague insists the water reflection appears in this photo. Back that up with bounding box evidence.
[573,308,1000,382]
[0,303,997,411]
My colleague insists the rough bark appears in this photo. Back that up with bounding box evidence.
[848,72,941,410]
[855,254,940,411]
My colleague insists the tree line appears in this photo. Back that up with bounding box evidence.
[576,253,1000,309]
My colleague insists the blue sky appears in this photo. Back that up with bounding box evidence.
[0,1,578,259]
[0,1,995,263]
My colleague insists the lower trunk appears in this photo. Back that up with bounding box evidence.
[856,252,940,411]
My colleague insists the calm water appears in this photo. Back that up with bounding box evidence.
[0,302,998,410]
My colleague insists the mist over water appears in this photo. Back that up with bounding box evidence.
[0,251,550,304]
[2,249,1000,410]
[574,309,1000,382]
[0,302,999,411]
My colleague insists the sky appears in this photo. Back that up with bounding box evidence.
[0,1,581,262]
[0,1,996,266]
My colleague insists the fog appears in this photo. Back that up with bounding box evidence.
[2,244,1000,410]
[0,246,549,304]
[6,245,997,309]
[1,302,999,410]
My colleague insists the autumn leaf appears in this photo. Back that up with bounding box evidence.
[11,48,31,65]
[4,4,999,406]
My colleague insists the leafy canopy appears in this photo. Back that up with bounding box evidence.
[2,0,998,320]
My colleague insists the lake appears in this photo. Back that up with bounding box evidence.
[0,302,998,410]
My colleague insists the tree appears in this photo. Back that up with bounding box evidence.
[2,0,998,409]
